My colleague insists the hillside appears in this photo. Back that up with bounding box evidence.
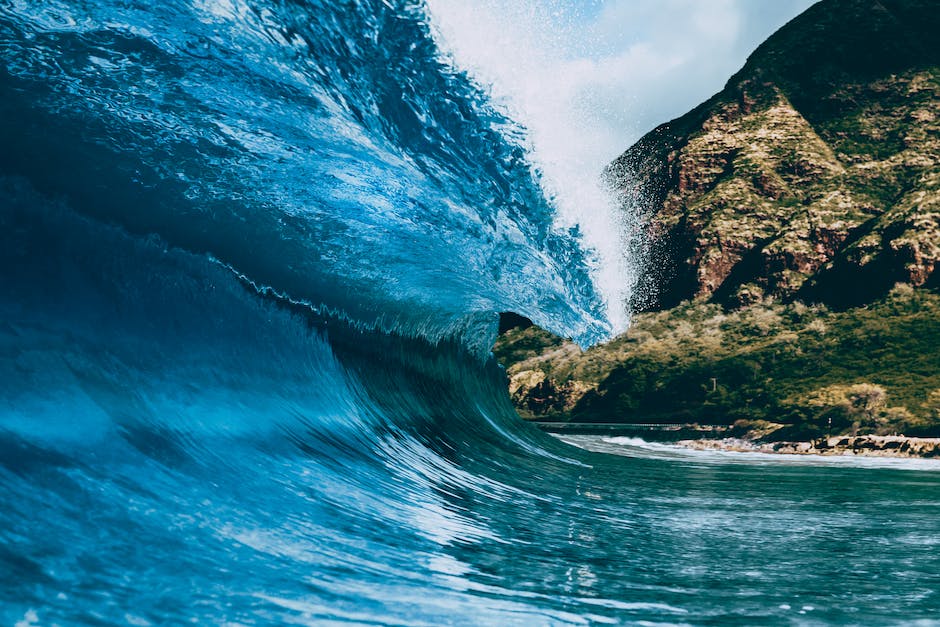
[607,0,940,311]
[497,0,940,441]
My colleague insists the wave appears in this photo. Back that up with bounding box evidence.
[0,0,618,622]
[0,0,612,347]
[11,2,939,624]
[0,168,605,623]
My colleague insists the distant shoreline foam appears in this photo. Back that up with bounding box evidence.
[555,434,940,471]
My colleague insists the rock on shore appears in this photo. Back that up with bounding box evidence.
[677,435,940,458]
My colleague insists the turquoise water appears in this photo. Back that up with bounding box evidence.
[3,0,940,624]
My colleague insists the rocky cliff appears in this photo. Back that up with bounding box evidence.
[607,0,940,311]
[497,0,940,440]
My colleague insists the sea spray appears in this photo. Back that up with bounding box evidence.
[426,0,640,332]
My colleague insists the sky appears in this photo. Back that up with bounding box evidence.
[426,0,818,329]
[427,0,817,165]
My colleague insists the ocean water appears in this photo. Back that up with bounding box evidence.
[2,1,940,625]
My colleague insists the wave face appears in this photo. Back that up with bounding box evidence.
[5,2,940,625]
[0,0,611,347]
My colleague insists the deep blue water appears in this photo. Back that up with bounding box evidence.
[3,2,940,625]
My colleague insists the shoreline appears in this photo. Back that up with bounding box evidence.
[674,435,940,459]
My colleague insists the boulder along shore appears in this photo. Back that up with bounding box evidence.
[676,435,940,458]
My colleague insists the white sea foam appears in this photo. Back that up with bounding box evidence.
[558,435,940,471]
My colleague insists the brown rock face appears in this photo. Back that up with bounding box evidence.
[508,370,594,420]
[608,0,940,311]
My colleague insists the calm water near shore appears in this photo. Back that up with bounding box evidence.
[543,434,940,622]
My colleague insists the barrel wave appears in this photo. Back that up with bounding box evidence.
[0,0,611,621]
[6,1,940,625]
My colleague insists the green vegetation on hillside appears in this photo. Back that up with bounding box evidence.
[495,285,940,440]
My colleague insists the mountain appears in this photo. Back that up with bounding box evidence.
[496,0,940,440]
[607,0,940,311]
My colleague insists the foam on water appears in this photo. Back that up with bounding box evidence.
[564,435,940,471]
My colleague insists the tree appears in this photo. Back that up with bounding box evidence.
[846,383,887,426]
[925,389,940,421]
